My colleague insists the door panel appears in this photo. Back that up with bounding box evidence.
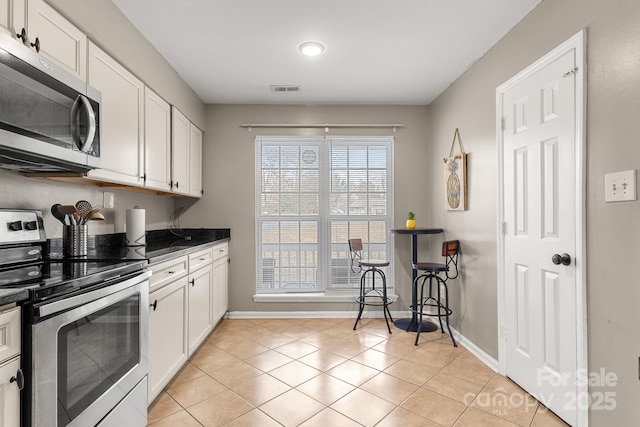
[502,47,578,425]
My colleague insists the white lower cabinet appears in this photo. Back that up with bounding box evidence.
[187,248,213,355]
[187,263,212,354]
[0,356,21,427]
[147,257,188,405]
[0,306,21,427]
[211,242,229,324]
[147,242,228,406]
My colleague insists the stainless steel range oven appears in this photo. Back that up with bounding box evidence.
[0,209,149,427]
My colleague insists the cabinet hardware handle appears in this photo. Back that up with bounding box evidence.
[190,279,195,286]
[201,189,204,196]
[16,28,27,44]
[199,257,206,261]
[175,182,180,189]
[31,37,40,52]
[169,180,174,189]
[142,174,147,182]
[10,369,24,391]
[168,270,175,274]
[150,300,158,311]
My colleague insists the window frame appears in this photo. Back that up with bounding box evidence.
[255,135,394,297]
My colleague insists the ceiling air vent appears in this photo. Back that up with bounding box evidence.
[271,85,301,93]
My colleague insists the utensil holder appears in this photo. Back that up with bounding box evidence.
[63,225,87,257]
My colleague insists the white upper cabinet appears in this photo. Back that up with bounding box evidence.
[171,107,203,197]
[27,0,86,81]
[188,124,203,197]
[87,41,144,186]
[144,87,171,191]
[0,0,25,39]
[171,107,190,195]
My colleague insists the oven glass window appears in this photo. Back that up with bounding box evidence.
[57,293,140,424]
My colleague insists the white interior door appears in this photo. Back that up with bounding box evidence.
[497,31,586,427]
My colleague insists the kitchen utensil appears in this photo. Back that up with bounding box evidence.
[75,200,93,222]
[64,214,71,226]
[51,204,66,224]
[58,205,77,216]
[87,211,105,221]
[82,208,101,224]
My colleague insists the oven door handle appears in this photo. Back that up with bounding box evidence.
[36,270,151,318]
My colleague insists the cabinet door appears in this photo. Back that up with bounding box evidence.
[27,0,86,81]
[171,107,190,195]
[148,277,188,404]
[87,41,144,186]
[0,0,11,36]
[0,357,21,427]
[0,307,20,365]
[188,124,203,197]
[188,265,213,355]
[1,1,27,41]
[144,87,171,191]
[212,254,228,324]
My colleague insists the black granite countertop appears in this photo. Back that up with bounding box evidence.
[0,228,230,306]
[0,288,29,307]
[47,228,230,263]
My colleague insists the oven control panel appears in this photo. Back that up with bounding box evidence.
[0,209,46,244]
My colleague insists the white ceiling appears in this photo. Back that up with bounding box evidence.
[111,0,541,105]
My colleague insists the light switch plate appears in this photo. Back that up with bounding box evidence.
[103,191,115,209]
[605,170,637,202]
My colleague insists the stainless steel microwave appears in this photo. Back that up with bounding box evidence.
[0,32,101,173]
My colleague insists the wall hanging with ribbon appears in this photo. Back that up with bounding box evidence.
[443,128,467,211]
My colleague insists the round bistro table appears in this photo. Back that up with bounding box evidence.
[390,227,444,332]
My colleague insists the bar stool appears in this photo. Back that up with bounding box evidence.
[349,238,393,333]
[410,240,460,346]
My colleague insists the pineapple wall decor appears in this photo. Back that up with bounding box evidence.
[443,128,467,211]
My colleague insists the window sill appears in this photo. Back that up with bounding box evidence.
[253,292,398,303]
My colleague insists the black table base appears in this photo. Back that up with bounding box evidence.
[394,318,438,332]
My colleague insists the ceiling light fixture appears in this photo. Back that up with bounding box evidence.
[298,41,325,57]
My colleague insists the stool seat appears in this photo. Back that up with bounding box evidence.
[361,260,390,268]
[413,262,446,272]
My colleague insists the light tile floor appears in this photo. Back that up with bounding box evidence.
[148,318,569,427]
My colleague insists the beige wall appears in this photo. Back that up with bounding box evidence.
[0,170,174,237]
[177,104,431,314]
[429,0,640,424]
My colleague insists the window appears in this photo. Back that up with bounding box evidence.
[256,136,393,294]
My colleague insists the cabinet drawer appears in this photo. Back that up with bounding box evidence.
[149,256,188,292]
[0,306,20,364]
[211,242,228,262]
[189,248,212,272]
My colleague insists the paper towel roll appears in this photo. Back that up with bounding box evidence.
[126,208,146,246]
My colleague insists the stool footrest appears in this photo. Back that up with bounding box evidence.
[356,294,393,306]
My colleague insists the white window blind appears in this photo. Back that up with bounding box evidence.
[256,136,393,294]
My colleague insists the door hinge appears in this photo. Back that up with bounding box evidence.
[500,325,508,341]
[563,66,579,78]
[501,117,505,131]
[501,222,507,235]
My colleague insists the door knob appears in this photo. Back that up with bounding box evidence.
[551,253,571,266]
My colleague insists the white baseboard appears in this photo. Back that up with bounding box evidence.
[428,316,499,373]
[227,310,499,372]
[228,310,410,320]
